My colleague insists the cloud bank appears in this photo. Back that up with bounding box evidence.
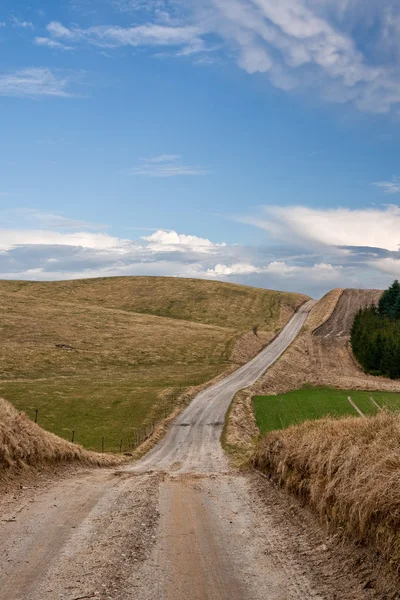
[2,206,400,297]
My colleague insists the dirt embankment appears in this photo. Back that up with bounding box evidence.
[0,397,123,488]
[253,411,400,596]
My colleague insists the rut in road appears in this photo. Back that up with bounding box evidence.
[0,299,372,600]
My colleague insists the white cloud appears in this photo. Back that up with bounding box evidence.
[207,261,342,279]
[12,17,34,29]
[244,204,400,252]
[0,68,78,98]
[372,177,400,194]
[0,230,129,252]
[34,37,72,51]
[208,262,263,275]
[143,229,226,253]
[0,210,395,296]
[130,155,209,177]
[371,258,400,277]
[0,22,6,28]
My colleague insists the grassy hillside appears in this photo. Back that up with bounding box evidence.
[0,277,307,451]
[0,276,308,330]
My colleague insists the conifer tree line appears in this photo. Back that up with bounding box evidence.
[351,280,400,379]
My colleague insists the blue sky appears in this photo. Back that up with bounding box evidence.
[2,0,400,297]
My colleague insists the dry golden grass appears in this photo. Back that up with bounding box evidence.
[0,276,306,451]
[0,397,122,485]
[253,411,400,592]
[304,288,344,332]
[0,276,308,331]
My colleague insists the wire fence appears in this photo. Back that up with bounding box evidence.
[29,378,212,454]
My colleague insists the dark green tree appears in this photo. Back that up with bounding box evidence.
[378,279,400,318]
[351,281,400,379]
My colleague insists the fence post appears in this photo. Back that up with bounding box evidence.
[71,430,75,443]
[34,409,38,424]
[101,437,104,453]
[119,439,123,453]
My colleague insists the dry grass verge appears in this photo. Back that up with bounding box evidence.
[253,411,400,595]
[0,397,123,486]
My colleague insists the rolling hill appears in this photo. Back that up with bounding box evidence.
[0,277,307,451]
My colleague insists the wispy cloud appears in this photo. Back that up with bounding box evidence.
[372,177,400,194]
[207,261,342,280]
[44,20,206,55]
[0,67,81,98]
[12,17,34,29]
[0,22,6,28]
[40,1,400,114]
[34,37,72,51]
[0,208,105,230]
[129,154,209,177]
[240,205,400,252]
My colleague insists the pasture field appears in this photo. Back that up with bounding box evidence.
[253,386,400,433]
[0,276,306,451]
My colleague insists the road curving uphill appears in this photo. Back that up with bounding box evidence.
[133,300,315,474]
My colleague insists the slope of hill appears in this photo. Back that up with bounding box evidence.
[0,277,307,452]
[0,397,121,486]
[315,288,383,338]
[0,276,308,330]
[249,287,400,395]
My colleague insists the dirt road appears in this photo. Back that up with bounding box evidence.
[0,300,375,600]
[133,300,315,475]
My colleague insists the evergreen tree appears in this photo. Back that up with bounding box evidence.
[350,281,400,379]
[378,279,400,318]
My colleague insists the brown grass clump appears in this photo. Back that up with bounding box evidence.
[0,397,122,485]
[253,411,400,590]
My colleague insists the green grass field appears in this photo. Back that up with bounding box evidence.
[253,386,400,434]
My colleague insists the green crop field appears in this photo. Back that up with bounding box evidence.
[253,386,400,434]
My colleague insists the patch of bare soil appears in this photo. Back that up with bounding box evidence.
[315,288,383,338]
